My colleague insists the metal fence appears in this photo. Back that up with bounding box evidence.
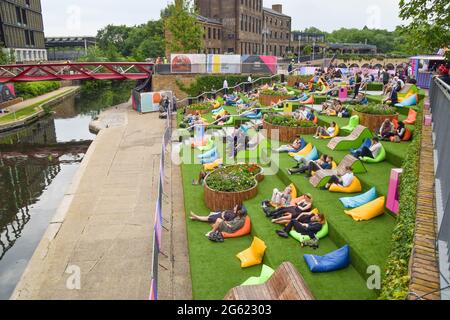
[430,77,450,299]
[149,96,173,300]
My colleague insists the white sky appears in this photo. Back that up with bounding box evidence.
[42,0,402,37]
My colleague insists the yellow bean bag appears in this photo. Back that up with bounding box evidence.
[329,177,362,194]
[289,143,313,158]
[345,196,386,221]
[270,183,297,208]
[212,101,221,109]
[237,237,267,268]
[320,125,340,140]
[203,158,223,171]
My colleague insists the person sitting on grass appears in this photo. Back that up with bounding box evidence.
[263,194,313,221]
[275,213,326,248]
[377,119,395,141]
[274,136,303,153]
[391,121,406,143]
[352,137,383,160]
[314,121,337,139]
[321,166,354,190]
[261,185,294,209]
[288,154,334,177]
[190,205,246,237]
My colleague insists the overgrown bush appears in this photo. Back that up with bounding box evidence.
[187,102,211,111]
[15,81,61,100]
[354,104,397,115]
[176,74,280,97]
[260,89,295,97]
[380,106,423,300]
[366,82,384,91]
[205,164,260,192]
[265,115,315,128]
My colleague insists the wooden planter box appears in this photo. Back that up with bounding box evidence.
[204,165,263,211]
[185,107,212,116]
[263,120,317,143]
[352,110,399,132]
[259,94,293,106]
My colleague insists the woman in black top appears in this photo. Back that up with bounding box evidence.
[276,214,326,242]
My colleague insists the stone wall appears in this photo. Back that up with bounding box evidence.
[152,74,198,106]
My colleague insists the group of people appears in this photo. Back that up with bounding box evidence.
[377,119,407,142]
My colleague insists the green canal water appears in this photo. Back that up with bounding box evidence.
[0,81,134,299]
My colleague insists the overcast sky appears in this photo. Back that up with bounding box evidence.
[42,0,402,36]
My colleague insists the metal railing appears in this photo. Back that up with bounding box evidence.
[430,76,450,299]
[149,95,173,300]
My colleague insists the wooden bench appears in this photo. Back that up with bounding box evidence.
[309,155,366,188]
[327,125,372,151]
[224,262,315,300]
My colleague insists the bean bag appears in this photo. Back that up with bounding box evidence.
[244,112,262,119]
[341,115,360,132]
[395,94,418,108]
[300,96,315,105]
[212,101,221,109]
[197,138,215,152]
[403,108,417,125]
[304,245,350,273]
[237,237,267,268]
[223,216,252,239]
[402,128,412,141]
[339,187,378,209]
[224,116,235,126]
[345,197,386,221]
[203,158,223,171]
[350,138,372,157]
[271,184,299,208]
[198,147,217,159]
[241,265,275,286]
[362,146,386,163]
[191,138,208,149]
[200,152,219,165]
[313,116,319,125]
[289,143,313,158]
[294,146,319,163]
[329,177,362,194]
[320,125,340,140]
[290,222,329,243]
[212,107,224,114]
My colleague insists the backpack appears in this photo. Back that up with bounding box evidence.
[208,230,224,243]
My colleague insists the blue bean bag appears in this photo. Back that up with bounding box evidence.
[244,112,263,119]
[212,107,224,114]
[294,146,319,163]
[339,187,378,209]
[198,148,217,159]
[395,94,418,108]
[304,245,350,273]
[350,138,371,156]
[200,152,219,165]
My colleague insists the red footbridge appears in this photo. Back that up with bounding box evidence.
[0,62,153,83]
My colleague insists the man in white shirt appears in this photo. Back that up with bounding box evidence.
[322,167,354,190]
[223,79,229,95]
[353,137,382,159]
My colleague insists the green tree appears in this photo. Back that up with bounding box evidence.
[0,43,14,64]
[398,0,450,56]
[164,0,203,53]
[302,45,312,56]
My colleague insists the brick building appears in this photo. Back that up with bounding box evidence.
[195,0,291,56]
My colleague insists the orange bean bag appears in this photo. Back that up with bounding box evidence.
[402,128,412,141]
[329,177,362,194]
[223,216,252,239]
[403,109,417,125]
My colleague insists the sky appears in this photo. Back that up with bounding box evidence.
[42,0,402,37]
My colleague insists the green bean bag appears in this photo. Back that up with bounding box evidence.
[362,146,386,163]
[197,138,214,152]
[241,265,275,286]
[341,115,360,132]
[290,222,329,243]
[225,116,234,126]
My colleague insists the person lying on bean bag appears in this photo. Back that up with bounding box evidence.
[261,185,294,209]
[288,154,334,178]
[352,137,383,160]
[321,166,354,191]
[273,136,304,153]
[190,205,246,238]
[314,122,337,139]
[264,194,313,225]
[276,213,326,248]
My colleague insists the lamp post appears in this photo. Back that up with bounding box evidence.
[298,34,301,64]
[312,39,316,61]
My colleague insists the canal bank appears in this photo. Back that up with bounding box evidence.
[11,103,192,300]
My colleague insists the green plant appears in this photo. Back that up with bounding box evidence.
[265,115,315,128]
[353,104,397,115]
[380,104,424,300]
[205,164,260,192]
[187,102,211,111]
[260,89,294,97]
[15,81,61,100]
[366,82,384,91]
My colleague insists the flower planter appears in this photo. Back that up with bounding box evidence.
[263,120,317,143]
[259,94,293,107]
[352,110,399,132]
[204,165,263,211]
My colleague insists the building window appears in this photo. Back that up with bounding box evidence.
[16,7,23,24]
[213,28,216,39]
[208,27,211,39]
[22,9,28,25]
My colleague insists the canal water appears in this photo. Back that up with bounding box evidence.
[0,82,133,299]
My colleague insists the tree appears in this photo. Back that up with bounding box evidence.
[0,43,14,64]
[302,45,312,56]
[164,0,203,53]
[398,0,450,57]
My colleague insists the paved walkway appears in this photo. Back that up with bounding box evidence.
[0,86,80,117]
[11,105,191,300]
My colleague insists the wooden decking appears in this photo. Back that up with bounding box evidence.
[408,96,441,300]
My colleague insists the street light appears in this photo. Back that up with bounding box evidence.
[298,34,301,64]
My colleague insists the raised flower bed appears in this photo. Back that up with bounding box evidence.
[263,115,317,142]
[352,104,399,132]
[185,102,212,115]
[259,89,294,106]
[204,164,263,211]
